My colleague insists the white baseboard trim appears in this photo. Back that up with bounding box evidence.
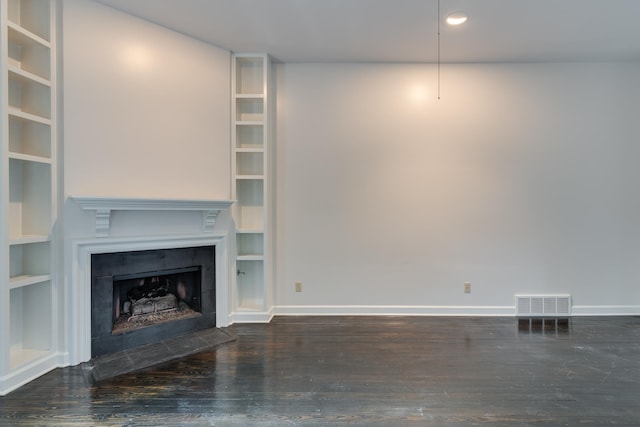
[571,305,640,316]
[230,307,275,323]
[227,305,640,324]
[273,305,515,317]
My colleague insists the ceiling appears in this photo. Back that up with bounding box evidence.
[94,0,640,63]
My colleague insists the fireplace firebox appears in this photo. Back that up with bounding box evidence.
[111,266,202,334]
[91,246,215,357]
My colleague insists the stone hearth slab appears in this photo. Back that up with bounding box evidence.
[82,327,236,384]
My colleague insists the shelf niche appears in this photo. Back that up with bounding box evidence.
[7,27,50,80]
[8,158,52,239]
[236,260,265,310]
[10,281,52,369]
[9,241,50,282]
[8,72,51,120]
[8,114,51,158]
[236,151,264,176]
[236,124,263,149]
[237,232,264,258]
[235,56,264,95]
[7,0,51,41]
[236,98,263,122]
[236,179,264,231]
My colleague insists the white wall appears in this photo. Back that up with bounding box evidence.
[63,0,230,202]
[275,62,640,315]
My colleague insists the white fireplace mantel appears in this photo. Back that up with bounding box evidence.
[71,196,234,237]
[67,196,235,365]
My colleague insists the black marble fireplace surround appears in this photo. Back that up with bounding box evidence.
[91,246,215,358]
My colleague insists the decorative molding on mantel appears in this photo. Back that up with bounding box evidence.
[71,196,234,237]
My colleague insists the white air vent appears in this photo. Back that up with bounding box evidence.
[515,295,571,317]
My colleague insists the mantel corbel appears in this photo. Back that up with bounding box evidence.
[95,208,112,238]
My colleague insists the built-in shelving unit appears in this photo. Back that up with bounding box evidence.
[1,0,58,396]
[231,54,273,321]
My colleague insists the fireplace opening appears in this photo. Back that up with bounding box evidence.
[112,266,202,334]
[91,246,215,358]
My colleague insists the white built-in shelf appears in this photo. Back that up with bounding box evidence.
[237,255,264,261]
[236,175,265,180]
[8,107,51,125]
[236,148,264,153]
[232,54,271,317]
[9,235,51,245]
[7,21,50,48]
[236,120,264,126]
[9,274,51,290]
[9,152,52,164]
[2,0,56,396]
[235,93,264,99]
[8,66,50,86]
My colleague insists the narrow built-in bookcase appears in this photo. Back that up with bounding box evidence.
[231,54,274,322]
[1,0,58,395]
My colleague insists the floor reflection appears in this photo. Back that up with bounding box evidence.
[518,317,571,336]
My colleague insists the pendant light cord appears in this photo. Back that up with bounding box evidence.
[437,0,441,100]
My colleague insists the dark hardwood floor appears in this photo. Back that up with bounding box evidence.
[1,316,640,426]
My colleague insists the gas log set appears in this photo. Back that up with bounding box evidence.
[112,271,201,334]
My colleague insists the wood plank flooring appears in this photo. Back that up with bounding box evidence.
[1,316,640,426]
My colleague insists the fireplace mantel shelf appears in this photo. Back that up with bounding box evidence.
[71,196,234,237]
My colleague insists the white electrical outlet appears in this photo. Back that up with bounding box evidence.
[295,281,302,292]
[464,282,471,293]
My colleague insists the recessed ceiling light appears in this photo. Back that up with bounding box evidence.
[446,12,468,26]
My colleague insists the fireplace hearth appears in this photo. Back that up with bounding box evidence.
[91,246,215,357]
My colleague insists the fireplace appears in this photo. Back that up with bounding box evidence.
[91,246,215,357]
[68,197,233,366]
